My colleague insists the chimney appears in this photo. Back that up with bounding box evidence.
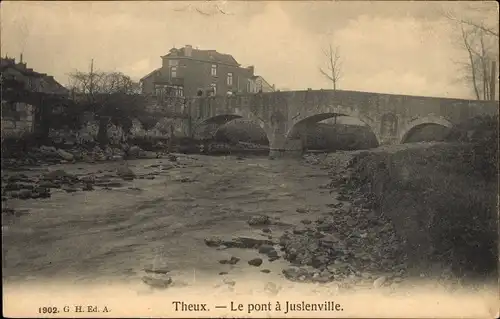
[247,65,255,75]
[20,53,23,63]
[185,45,192,57]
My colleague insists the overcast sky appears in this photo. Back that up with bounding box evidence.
[1,1,499,99]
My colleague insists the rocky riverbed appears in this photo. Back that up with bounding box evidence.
[3,144,479,293]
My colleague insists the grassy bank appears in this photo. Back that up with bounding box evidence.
[344,116,498,281]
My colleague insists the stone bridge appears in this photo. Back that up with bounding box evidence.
[185,89,498,157]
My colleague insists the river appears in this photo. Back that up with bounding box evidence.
[2,153,337,285]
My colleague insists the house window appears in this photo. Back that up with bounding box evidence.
[211,64,217,77]
[247,79,251,92]
[210,83,217,96]
[155,87,162,97]
[227,73,233,86]
[171,66,177,78]
[168,60,179,67]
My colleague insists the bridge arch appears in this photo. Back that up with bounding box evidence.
[286,105,382,147]
[399,116,453,144]
[193,114,271,145]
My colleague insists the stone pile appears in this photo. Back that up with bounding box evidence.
[278,202,406,285]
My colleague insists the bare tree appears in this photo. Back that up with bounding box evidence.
[443,3,499,38]
[319,43,342,90]
[443,3,499,100]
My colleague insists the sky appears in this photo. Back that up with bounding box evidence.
[1,1,499,100]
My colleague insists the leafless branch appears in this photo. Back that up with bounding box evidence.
[319,43,342,90]
[445,11,499,38]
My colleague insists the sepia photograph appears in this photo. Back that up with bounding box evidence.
[1,1,499,318]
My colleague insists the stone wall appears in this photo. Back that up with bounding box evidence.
[1,102,35,138]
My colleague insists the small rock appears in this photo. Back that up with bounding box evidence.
[248,258,263,267]
[144,266,170,275]
[204,236,222,247]
[262,228,272,233]
[248,215,270,226]
[301,219,312,225]
[292,226,309,234]
[80,175,95,183]
[261,269,271,274]
[219,256,240,265]
[296,208,309,214]
[219,272,228,275]
[373,276,387,289]
[268,256,280,262]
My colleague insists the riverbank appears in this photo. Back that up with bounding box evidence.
[302,142,498,286]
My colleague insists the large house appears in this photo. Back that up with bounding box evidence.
[140,45,274,98]
[1,56,69,136]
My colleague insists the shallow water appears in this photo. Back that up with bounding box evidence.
[2,154,337,285]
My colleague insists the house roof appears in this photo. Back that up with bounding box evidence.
[1,57,68,93]
[162,47,240,66]
[140,68,161,81]
[43,75,69,92]
[1,58,47,78]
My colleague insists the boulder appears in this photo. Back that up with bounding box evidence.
[248,258,263,267]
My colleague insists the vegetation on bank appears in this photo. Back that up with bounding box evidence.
[344,115,498,280]
[342,117,499,277]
